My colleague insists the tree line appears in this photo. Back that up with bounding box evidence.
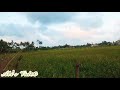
[0,39,42,53]
[0,39,120,53]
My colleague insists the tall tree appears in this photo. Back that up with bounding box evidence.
[37,40,42,48]
[0,39,10,53]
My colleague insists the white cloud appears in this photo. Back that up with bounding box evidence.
[0,12,56,46]
[48,22,94,39]
[0,12,30,26]
[0,12,120,46]
[47,12,120,45]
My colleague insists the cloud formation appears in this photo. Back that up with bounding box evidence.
[0,12,120,46]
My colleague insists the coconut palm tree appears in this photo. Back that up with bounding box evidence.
[37,40,42,48]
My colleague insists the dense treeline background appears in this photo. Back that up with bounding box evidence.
[0,39,42,53]
[0,39,120,53]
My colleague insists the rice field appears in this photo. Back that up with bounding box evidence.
[4,46,120,78]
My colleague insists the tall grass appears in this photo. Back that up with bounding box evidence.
[6,46,120,78]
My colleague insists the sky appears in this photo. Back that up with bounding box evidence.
[0,12,120,46]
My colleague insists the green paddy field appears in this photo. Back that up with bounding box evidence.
[2,46,120,78]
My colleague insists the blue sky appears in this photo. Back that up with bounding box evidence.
[0,12,120,46]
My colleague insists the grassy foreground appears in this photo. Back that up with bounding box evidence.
[5,46,120,78]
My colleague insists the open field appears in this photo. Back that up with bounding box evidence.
[1,46,120,78]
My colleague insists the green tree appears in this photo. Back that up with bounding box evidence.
[37,40,42,48]
[0,39,10,53]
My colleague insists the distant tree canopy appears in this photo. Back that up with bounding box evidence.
[0,39,120,53]
[0,39,10,53]
[98,41,112,46]
[0,39,43,53]
[37,40,42,48]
